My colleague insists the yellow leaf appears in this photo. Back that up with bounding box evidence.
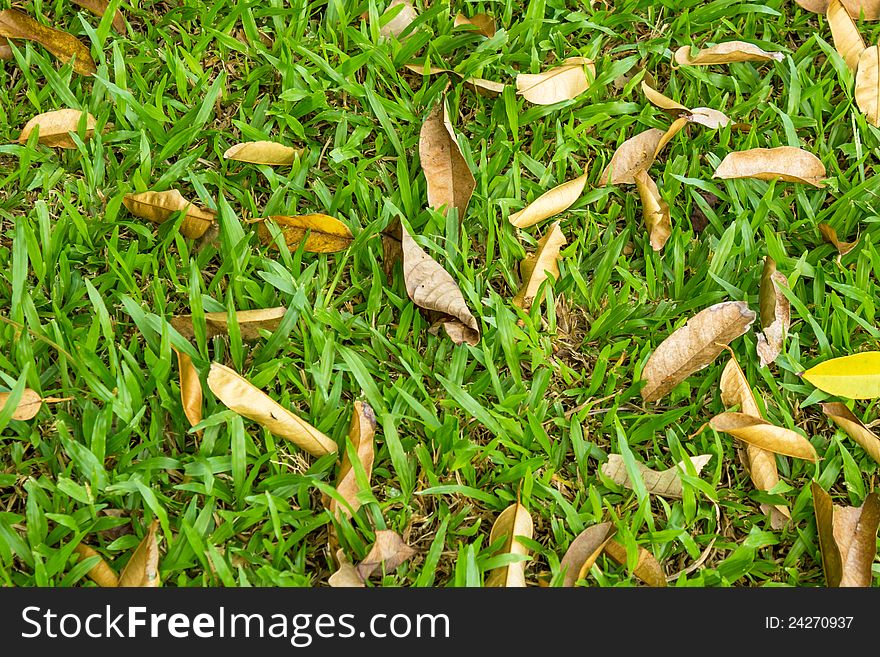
[603,539,666,587]
[599,128,665,185]
[118,520,160,587]
[634,169,671,251]
[828,0,866,72]
[173,348,202,432]
[818,222,859,256]
[513,221,566,309]
[674,41,784,66]
[602,453,712,499]
[560,523,616,587]
[256,214,354,253]
[485,502,534,587]
[713,146,826,187]
[122,190,216,239]
[855,45,880,126]
[18,109,96,149]
[74,544,119,587]
[223,141,302,166]
[821,402,880,464]
[453,12,495,38]
[802,352,880,399]
[419,100,476,218]
[71,0,126,32]
[171,307,286,341]
[709,412,818,461]
[509,172,588,228]
[331,401,377,518]
[515,57,595,105]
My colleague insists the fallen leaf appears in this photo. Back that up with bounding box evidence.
[602,539,666,586]
[602,453,712,499]
[122,190,216,239]
[756,256,790,367]
[829,0,866,72]
[0,388,44,421]
[713,147,826,187]
[689,190,718,234]
[18,109,96,149]
[223,141,302,166]
[331,401,377,518]
[207,363,338,457]
[560,523,616,587]
[171,307,286,341]
[485,502,534,587]
[328,550,365,587]
[379,0,418,38]
[642,81,736,128]
[118,520,160,587]
[599,128,665,185]
[811,482,880,587]
[256,214,354,253]
[634,169,671,251]
[0,38,12,60]
[509,172,588,229]
[74,544,119,587]
[419,100,476,218]
[640,300,756,402]
[674,41,784,66]
[403,63,505,96]
[454,13,495,38]
[515,57,595,105]
[709,412,818,461]
[818,223,859,255]
[0,9,96,75]
[357,530,415,579]
[71,0,126,33]
[822,402,880,464]
[856,45,880,125]
[174,348,202,432]
[513,221,566,309]
[802,352,880,399]
[795,0,880,19]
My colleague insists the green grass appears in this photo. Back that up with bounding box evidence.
[1,0,879,588]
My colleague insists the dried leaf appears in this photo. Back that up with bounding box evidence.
[756,256,790,367]
[856,45,880,125]
[122,190,216,239]
[709,412,819,461]
[0,38,12,60]
[328,550,365,588]
[485,502,534,587]
[174,348,202,431]
[602,453,712,499]
[399,224,480,345]
[18,109,96,149]
[829,0,866,72]
[454,13,495,38]
[256,214,353,253]
[419,100,476,218]
[603,539,666,587]
[560,523,616,587]
[642,81,736,132]
[515,57,595,105]
[509,172,588,228]
[403,63,505,96]
[379,0,418,38]
[802,352,880,399]
[640,300,756,402]
[634,169,671,251]
[74,544,119,587]
[795,0,880,20]
[71,0,126,33]
[357,530,415,579]
[331,401,377,518]
[713,147,826,187]
[207,363,338,457]
[812,482,880,587]
[599,128,665,185]
[822,402,880,464]
[118,520,160,587]
[674,41,784,66]
[0,388,44,420]
[223,141,302,166]
[818,222,859,256]
[0,9,96,75]
[513,221,566,309]
[171,307,285,341]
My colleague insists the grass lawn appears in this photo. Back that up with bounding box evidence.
[1,0,879,587]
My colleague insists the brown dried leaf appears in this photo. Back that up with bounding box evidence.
[515,57,595,105]
[122,190,216,239]
[855,45,880,125]
[118,520,160,587]
[328,550,365,587]
[513,221,566,309]
[18,109,96,149]
[634,169,671,251]
[207,363,338,457]
[714,147,826,187]
[256,214,353,253]
[602,453,712,499]
[674,41,784,66]
[818,222,859,255]
[71,0,126,32]
[223,141,302,166]
[419,101,475,218]
[74,544,119,587]
[173,348,202,431]
[379,0,418,38]
[403,63,505,96]
[0,38,12,60]
[822,402,880,464]
[454,12,495,38]
[560,522,616,587]
[640,300,756,402]
[603,539,666,587]
[356,530,415,579]
[709,412,818,461]
[829,0,866,72]
[756,256,790,367]
[485,502,534,587]
[331,401,377,518]
[171,307,286,341]
[0,388,44,420]
[0,9,96,75]
[642,81,736,132]
[795,0,880,19]
[509,172,588,228]
[599,128,665,185]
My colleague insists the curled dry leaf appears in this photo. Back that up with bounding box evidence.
[223,141,302,166]
[118,520,160,587]
[71,0,126,33]
[74,544,119,587]
[513,221,566,309]
[599,128,665,185]
[207,363,338,457]
[673,41,784,66]
[709,412,818,461]
[822,402,880,464]
[515,57,595,105]
[256,214,353,253]
[828,0,866,72]
[795,0,880,19]
[453,13,495,38]
[419,100,476,218]
[601,453,712,499]
[379,0,418,38]
[509,171,588,228]
[756,256,790,367]
[173,348,202,431]
[122,190,216,239]
[0,9,96,75]
[811,482,880,587]
[634,169,671,251]
[331,401,377,518]
[171,307,286,341]
[602,539,666,587]
[18,109,96,149]
[403,63,505,96]
[856,46,880,125]
[356,530,415,579]
[802,352,880,399]
[0,388,44,421]
[640,300,756,402]
[713,147,826,187]
[328,550,366,588]
[485,502,534,587]
[560,522,616,587]
[818,222,859,256]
